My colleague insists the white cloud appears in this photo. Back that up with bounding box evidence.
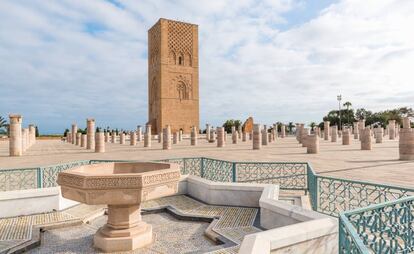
[0,0,413,133]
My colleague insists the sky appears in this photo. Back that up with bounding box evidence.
[1,0,413,134]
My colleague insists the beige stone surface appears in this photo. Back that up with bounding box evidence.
[0,136,413,188]
[148,19,199,134]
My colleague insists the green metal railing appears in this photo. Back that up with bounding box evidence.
[0,157,413,253]
[339,196,414,254]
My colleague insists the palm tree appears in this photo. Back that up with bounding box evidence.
[309,122,316,131]
[0,116,8,134]
[343,101,352,125]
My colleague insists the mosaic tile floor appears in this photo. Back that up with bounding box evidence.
[0,195,261,253]
[27,213,217,254]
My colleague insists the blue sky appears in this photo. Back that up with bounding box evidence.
[1,0,413,134]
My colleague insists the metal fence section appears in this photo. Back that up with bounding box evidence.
[0,167,38,191]
[235,162,307,190]
[316,175,414,217]
[339,196,414,254]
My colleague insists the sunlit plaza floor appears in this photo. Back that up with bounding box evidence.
[0,136,413,188]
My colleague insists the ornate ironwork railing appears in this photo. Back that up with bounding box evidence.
[315,175,414,217]
[339,196,414,254]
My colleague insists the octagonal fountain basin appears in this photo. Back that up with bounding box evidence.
[57,162,181,253]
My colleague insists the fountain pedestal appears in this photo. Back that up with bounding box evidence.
[94,205,153,251]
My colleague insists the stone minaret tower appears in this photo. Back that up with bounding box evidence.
[148,18,199,134]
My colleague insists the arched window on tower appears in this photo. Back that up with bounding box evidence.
[177,53,184,65]
[177,82,188,101]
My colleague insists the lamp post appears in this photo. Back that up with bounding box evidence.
[337,95,342,130]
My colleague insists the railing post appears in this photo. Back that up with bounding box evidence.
[232,162,236,182]
[200,157,204,178]
[36,167,43,188]
[183,158,187,174]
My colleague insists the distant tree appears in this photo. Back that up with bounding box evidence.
[343,102,353,126]
[115,128,119,135]
[63,128,69,137]
[309,122,316,131]
[35,126,39,137]
[222,119,241,133]
[0,116,8,134]
[287,122,294,134]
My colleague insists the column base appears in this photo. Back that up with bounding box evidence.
[94,223,153,252]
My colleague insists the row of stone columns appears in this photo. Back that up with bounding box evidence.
[9,114,37,157]
[66,119,103,152]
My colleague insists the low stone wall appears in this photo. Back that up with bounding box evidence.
[178,175,271,207]
[239,184,338,254]
[0,187,78,218]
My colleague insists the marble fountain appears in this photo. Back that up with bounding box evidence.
[57,162,181,252]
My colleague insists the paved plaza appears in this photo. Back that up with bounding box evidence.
[0,136,412,189]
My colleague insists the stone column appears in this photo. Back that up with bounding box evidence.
[342,129,350,145]
[67,132,72,143]
[242,131,247,142]
[268,133,272,143]
[144,125,151,147]
[217,127,225,147]
[158,132,162,143]
[22,128,29,152]
[361,129,372,150]
[95,132,105,153]
[331,126,338,142]
[173,132,178,144]
[130,131,137,146]
[76,133,81,146]
[238,125,242,139]
[324,121,330,140]
[9,114,22,156]
[271,126,276,141]
[191,126,197,146]
[71,124,77,144]
[358,120,365,141]
[253,124,262,150]
[81,134,87,147]
[375,127,383,143]
[403,117,411,129]
[28,124,36,146]
[281,124,286,138]
[209,129,216,143]
[399,123,414,160]
[231,126,237,144]
[301,128,310,147]
[179,130,183,142]
[306,134,319,154]
[137,126,142,142]
[120,132,125,144]
[388,120,396,140]
[206,124,211,141]
[86,118,95,150]
[105,131,110,143]
[111,131,116,143]
[353,122,359,140]
[163,126,171,150]
[261,125,268,146]
[295,123,300,142]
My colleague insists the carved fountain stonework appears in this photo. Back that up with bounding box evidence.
[57,162,181,252]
